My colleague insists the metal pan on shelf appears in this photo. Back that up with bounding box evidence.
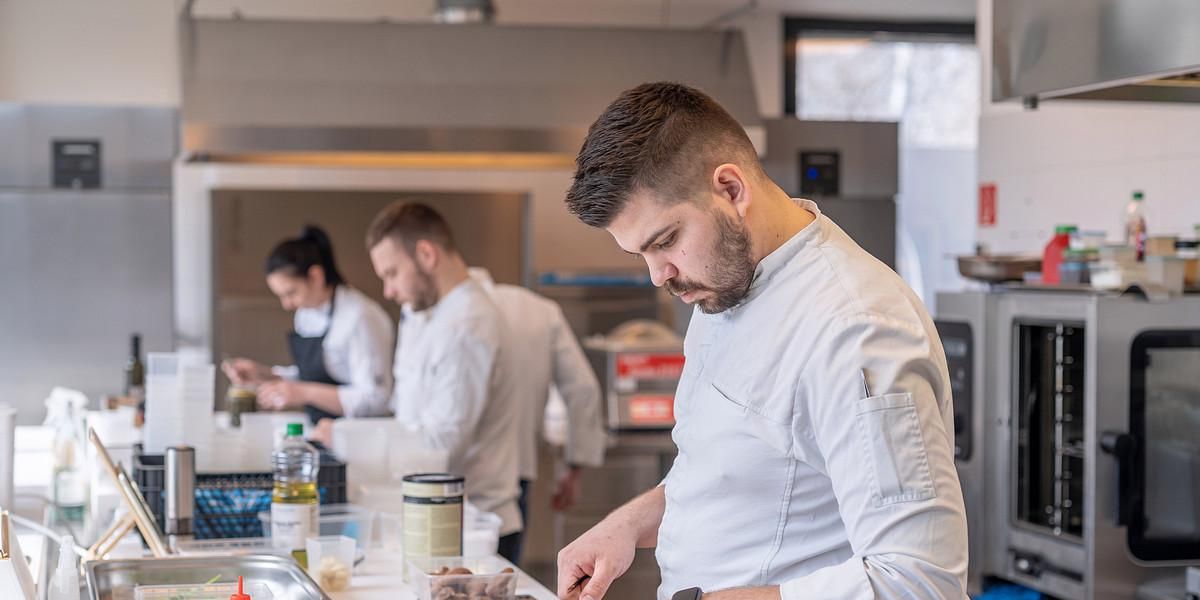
[957,254,1042,283]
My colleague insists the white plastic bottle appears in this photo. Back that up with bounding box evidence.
[49,535,78,600]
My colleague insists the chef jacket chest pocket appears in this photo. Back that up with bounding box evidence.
[854,393,936,506]
[710,376,794,458]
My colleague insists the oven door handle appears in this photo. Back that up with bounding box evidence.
[1100,431,1138,527]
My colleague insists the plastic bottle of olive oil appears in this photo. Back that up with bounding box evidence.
[270,423,319,567]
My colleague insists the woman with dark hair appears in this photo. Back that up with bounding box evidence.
[222,225,394,423]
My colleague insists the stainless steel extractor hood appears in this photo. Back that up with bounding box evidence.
[179,15,762,165]
[993,0,1200,105]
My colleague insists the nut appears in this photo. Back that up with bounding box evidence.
[427,565,516,600]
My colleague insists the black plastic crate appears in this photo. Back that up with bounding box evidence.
[132,444,346,539]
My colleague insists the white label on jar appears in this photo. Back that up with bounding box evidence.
[271,502,319,550]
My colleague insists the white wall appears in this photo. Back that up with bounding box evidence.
[975,0,1200,256]
[0,0,181,105]
[898,147,977,306]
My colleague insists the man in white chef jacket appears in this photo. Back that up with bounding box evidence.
[468,267,607,563]
[555,82,968,600]
[364,202,523,561]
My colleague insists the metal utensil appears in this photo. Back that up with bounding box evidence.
[165,446,196,539]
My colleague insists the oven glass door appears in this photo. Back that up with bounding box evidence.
[1129,330,1200,562]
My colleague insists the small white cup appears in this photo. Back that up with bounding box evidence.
[306,535,356,592]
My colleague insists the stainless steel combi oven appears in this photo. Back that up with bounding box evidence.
[936,291,996,596]
[937,289,1200,599]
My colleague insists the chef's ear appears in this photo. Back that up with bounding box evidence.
[711,163,751,219]
[412,238,439,271]
[306,264,327,287]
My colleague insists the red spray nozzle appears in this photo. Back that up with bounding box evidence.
[229,575,252,600]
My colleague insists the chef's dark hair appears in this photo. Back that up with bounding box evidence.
[265,225,346,288]
[566,81,763,228]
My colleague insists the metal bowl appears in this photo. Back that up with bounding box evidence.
[957,254,1042,283]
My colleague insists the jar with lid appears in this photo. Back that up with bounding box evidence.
[1058,248,1097,285]
[226,385,258,427]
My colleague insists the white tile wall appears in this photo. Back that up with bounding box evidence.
[977,99,1200,255]
[975,0,1200,256]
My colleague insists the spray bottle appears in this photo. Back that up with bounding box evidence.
[49,535,78,600]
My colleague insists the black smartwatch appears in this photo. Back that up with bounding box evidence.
[671,587,703,600]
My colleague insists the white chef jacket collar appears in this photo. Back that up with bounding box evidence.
[467,267,497,293]
[740,198,823,306]
[308,284,339,315]
[404,276,478,322]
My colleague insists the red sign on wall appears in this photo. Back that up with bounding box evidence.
[979,183,997,227]
[616,353,686,380]
[629,394,675,424]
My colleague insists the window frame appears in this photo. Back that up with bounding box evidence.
[783,17,976,116]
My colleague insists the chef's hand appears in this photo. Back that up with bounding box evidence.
[557,517,636,600]
[257,379,304,411]
[552,466,583,512]
[221,358,274,385]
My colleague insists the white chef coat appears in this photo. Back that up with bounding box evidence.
[656,199,968,599]
[469,268,606,481]
[391,278,523,535]
[275,285,395,418]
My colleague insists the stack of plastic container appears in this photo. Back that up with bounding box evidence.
[143,353,214,457]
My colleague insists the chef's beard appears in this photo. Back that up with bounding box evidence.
[665,209,755,314]
[408,268,440,312]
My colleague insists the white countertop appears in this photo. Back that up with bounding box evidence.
[331,552,556,600]
[9,420,558,600]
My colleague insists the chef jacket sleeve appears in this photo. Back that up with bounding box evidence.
[780,313,968,600]
[548,304,606,468]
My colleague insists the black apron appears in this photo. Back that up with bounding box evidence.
[288,288,345,424]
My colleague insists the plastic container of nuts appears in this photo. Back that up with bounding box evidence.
[406,556,518,600]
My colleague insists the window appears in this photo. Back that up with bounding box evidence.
[784,18,979,310]
[786,19,978,146]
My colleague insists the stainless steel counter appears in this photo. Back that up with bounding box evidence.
[87,555,329,600]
